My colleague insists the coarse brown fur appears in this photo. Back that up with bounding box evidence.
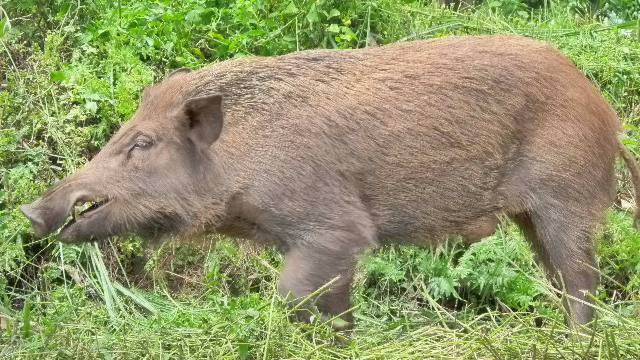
[619,143,640,227]
[21,35,640,334]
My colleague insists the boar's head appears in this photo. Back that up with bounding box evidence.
[20,68,226,242]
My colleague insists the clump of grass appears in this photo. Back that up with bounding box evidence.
[2,225,640,359]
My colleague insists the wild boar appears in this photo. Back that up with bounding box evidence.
[20,35,640,332]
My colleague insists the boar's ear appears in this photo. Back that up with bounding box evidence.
[167,67,192,79]
[181,94,224,147]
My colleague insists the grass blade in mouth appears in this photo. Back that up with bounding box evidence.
[63,198,110,231]
[74,198,109,221]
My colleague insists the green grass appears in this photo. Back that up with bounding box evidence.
[1,216,640,359]
[1,0,640,358]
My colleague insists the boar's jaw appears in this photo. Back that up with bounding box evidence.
[58,197,112,242]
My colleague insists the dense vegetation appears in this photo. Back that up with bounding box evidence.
[1,0,640,358]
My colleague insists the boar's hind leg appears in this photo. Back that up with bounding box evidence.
[278,224,373,333]
[512,206,600,328]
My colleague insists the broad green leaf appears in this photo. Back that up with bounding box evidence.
[237,343,249,360]
[186,6,205,24]
[50,71,66,82]
[97,29,110,39]
[208,32,225,40]
[282,1,298,14]
[85,101,98,114]
[77,31,93,44]
[247,29,266,36]
[192,47,204,59]
[306,4,319,24]
[246,308,259,318]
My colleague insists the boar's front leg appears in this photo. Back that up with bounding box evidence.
[277,217,375,334]
[279,246,357,331]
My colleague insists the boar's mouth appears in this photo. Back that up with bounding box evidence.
[59,197,111,238]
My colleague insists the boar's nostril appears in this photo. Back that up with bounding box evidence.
[19,204,49,238]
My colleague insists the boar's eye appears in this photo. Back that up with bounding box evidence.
[130,136,153,152]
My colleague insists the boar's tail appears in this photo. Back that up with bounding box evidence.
[619,142,640,228]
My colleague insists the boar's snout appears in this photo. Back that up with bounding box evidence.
[19,184,112,242]
[19,195,77,240]
[19,203,50,238]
